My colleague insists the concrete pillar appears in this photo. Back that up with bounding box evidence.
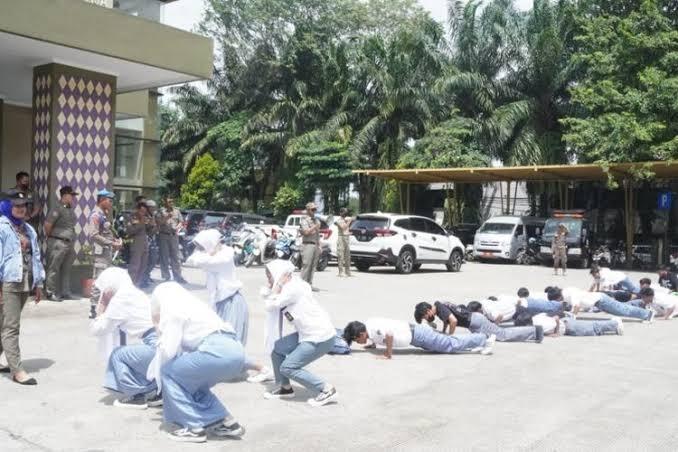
[32,63,116,256]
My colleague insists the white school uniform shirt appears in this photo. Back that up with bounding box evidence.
[186,229,243,307]
[146,282,234,391]
[599,268,626,290]
[365,318,413,348]
[651,292,678,317]
[264,275,335,344]
[562,287,600,311]
[483,295,520,321]
[89,268,154,362]
[531,313,566,336]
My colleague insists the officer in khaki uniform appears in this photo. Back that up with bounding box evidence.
[44,186,78,301]
[86,189,122,318]
[126,200,155,287]
[299,202,321,289]
[156,196,186,284]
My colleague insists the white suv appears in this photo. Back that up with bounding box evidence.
[349,213,465,273]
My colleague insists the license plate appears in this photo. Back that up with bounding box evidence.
[482,252,494,257]
[540,246,551,254]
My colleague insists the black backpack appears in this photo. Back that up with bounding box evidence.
[440,301,472,327]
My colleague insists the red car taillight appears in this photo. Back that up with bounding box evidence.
[374,228,397,237]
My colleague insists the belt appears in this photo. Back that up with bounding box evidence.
[49,236,72,242]
[302,241,317,245]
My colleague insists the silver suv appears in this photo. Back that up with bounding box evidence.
[349,213,465,274]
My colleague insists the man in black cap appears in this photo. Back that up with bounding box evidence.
[44,186,79,301]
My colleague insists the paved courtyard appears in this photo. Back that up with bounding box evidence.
[3,261,678,451]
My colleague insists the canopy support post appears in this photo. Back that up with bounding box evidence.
[624,179,634,268]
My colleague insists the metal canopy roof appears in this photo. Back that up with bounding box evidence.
[354,161,678,184]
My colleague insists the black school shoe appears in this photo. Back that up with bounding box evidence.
[263,386,295,400]
[209,421,246,438]
[114,395,148,410]
[535,325,545,343]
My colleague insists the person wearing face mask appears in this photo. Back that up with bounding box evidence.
[0,191,45,385]
[90,267,160,409]
[8,171,40,228]
[146,282,246,443]
[186,229,272,383]
[261,260,338,407]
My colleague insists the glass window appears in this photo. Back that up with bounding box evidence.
[425,220,448,236]
[409,218,428,233]
[114,130,143,182]
[352,216,389,230]
[478,222,516,234]
[515,225,524,236]
[394,218,411,229]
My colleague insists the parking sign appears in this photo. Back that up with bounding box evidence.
[658,192,672,210]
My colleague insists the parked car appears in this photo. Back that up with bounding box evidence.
[449,223,480,247]
[349,213,465,274]
[473,216,545,262]
[538,210,594,268]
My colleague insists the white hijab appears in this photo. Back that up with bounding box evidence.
[262,260,296,352]
[187,229,242,306]
[93,268,152,361]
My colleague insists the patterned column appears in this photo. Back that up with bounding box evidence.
[32,64,116,256]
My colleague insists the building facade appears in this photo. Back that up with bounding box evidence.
[0,0,212,257]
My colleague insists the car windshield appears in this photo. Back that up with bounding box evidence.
[478,222,515,234]
[351,217,389,230]
[543,218,582,237]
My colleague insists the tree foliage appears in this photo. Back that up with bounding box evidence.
[180,153,222,209]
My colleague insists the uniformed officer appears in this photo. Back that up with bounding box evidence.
[156,196,186,284]
[8,171,41,229]
[44,186,78,301]
[87,189,122,319]
[141,199,159,288]
[126,200,156,287]
[299,202,321,289]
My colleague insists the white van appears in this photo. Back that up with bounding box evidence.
[473,216,545,261]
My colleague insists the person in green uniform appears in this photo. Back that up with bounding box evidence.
[0,191,45,385]
[127,201,155,287]
[299,202,321,289]
[335,208,353,277]
[44,186,78,301]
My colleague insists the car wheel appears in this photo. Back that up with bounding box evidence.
[396,249,415,274]
[355,261,371,272]
[446,250,463,272]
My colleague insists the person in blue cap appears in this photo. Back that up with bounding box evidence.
[86,189,122,319]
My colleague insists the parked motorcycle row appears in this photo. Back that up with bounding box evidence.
[196,223,331,271]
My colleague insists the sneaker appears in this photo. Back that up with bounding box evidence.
[247,368,274,384]
[113,395,148,410]
[146,393,163,407]
[308,386,338,407]
[481,334,496,355]
[614,317,624,335]
[311,287,320,292]
[264,386,295,400]
[61,293,76,300]
[535,325,544,343]
[210,421,246,438]
[167,427,207,443]
[643,310,655,324]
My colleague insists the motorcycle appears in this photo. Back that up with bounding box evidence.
[516,237,539,265]
[274,231,296,260]
[291,240,330,272]
[592,244,612,267]
[465,244,475,262]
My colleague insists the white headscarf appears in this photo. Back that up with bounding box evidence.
[92,267,152,361]
[262,260,297,352]
[186,229,242,306]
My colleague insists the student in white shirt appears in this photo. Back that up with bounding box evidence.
[637,286,678,319]
[590,266,640,294]
[342,318,494,359]
[146,282,246,443]
[550,286,653,322]
[90,268,159,409]
[186,229,272,383]
[261,260,338,407]
[518,312,623,337]
[481,295,523,323]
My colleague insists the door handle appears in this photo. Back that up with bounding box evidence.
[412,232,417,237]
[432,236,437,241]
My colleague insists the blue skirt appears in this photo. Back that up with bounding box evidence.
[215,291,249,346]
[161,332,245,429]
[104,330,158,396]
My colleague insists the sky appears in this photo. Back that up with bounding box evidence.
[163,0,534,33]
